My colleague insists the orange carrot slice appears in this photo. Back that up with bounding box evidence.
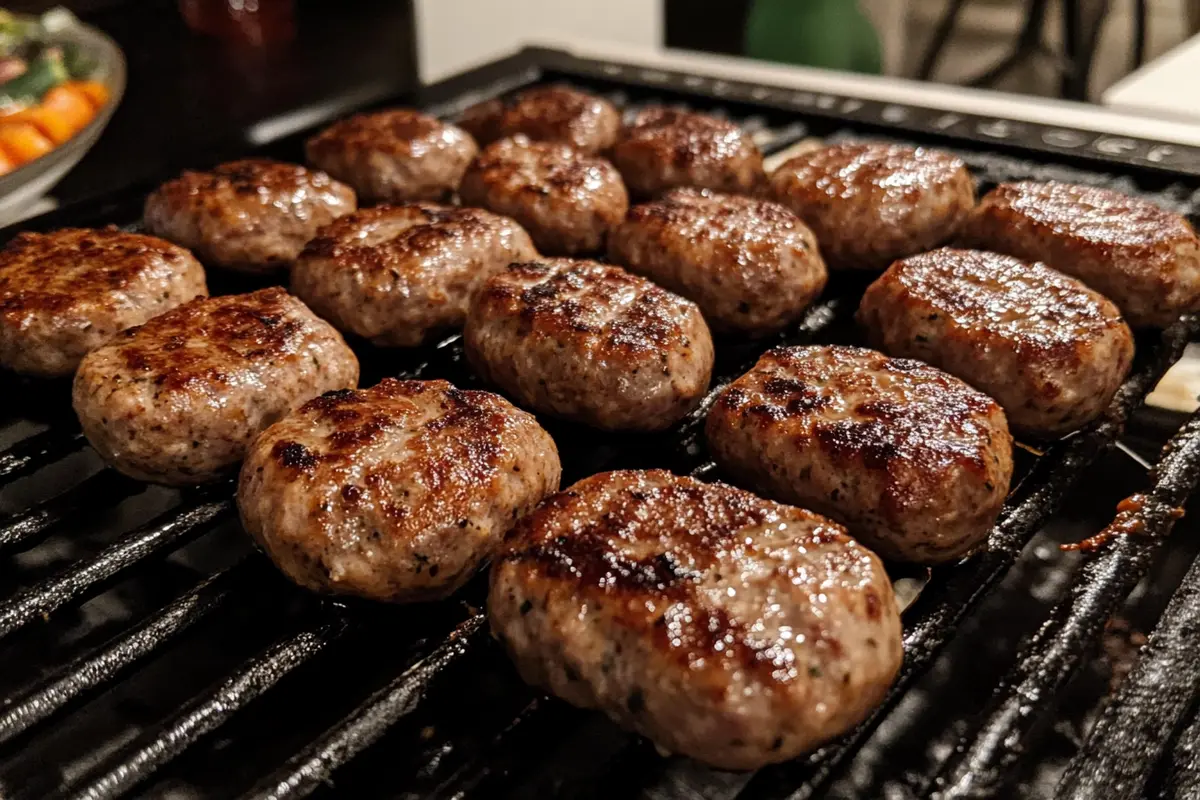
[0,121,54,165]
[41,85,95,135]
[68,80,109,110]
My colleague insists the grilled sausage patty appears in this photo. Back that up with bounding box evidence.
[305,109,478,204]
[0,227,207,378]
[464,259,714,431]
[608,188,827,336]
[459,85,621,154]
[858,248,1134,438]
[239,379,560,602]
[459,135,629,255]
[959,181,1200,327]
[611,107,765,199]
[291,204,537,347]
[144,159,356,274]
[707,345,1013,563]
[73,288,358,485]
[489,469,903,770]
[768,142,975,271]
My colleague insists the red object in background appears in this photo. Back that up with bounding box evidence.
[179,0,295,46]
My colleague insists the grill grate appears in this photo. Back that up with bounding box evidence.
[1169,702,1200,799]
[0,429,85,484]
[653,317,1200,800]
[245,614,488,800]
[2,47,1200,800]
[63,613,352,800]
[1055,494,1200,800]
[0,559,255,746]
[0,497,233,642]
[928,403,1200,799]
[0,470,138,552]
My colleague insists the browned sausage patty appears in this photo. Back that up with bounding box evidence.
[458,84,621,154]
[144,159,356,274]
[239,379,561,603]
[0,227,207,378]
[858,248,1134,438]
[610,107,765,199]
[768,142,975,271]
[707,345,1013,563]
[489,469,903,770]
[305,109,478,205]
[73,288,358,485]
[464,259,714,431]
[291,204,537,347]
[459,135,629,255]
[608,188,827,336]
[959,181,1200,327]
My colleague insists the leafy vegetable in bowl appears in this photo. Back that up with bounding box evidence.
[0,9,110,175]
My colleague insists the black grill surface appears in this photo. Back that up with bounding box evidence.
[2,47,1200,800]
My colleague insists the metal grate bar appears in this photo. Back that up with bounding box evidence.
[243,613,487,800]
[0,497,233,642]
[927,407,1200,799]
[732,316,1198,800]
[430,696,556,799]
[0,429,85,485]
[1167,700,1200,799]
[0,559,256,746]
[58,613,353,800]
[1054,528,1200,799]
[0,470,140,553]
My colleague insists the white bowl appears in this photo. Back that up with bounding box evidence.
[0,15,125,224]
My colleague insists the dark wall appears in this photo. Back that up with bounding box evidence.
[53,0,418,204]
[664,0,751,55]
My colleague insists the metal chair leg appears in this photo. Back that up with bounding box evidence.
[1061,0,1082,98]
[1061,0,1113,101]
[1133,0,1148,69]
[916,0,972,80]
[962,0,1051,88]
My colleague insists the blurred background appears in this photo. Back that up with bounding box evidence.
[0,0,1193,213]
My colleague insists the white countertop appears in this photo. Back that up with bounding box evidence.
[1103,34,1200,124]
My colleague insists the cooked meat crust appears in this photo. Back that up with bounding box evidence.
[464,259,714,431]
[239,379,561,602]
[707,345,1013,563]
[610,107,765,198]
[0,227,207,378]
[959,180,1200,327]
[458,135,629,255]
[305,109,478,204]
[768,142,975,271]
[72,288,358,485]
[143,159,356,274]
[489,469,902,769]
[291,204,537,347]
[858,248,1134,438]
[458,85,621,154]
[608,188,827,336]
